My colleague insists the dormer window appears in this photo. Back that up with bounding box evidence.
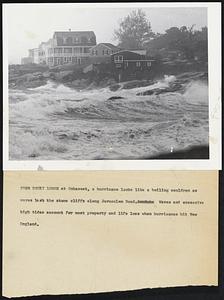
[81,36,88,44]
[74,37,79,43]
[67,37,72,44]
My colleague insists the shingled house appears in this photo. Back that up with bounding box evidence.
[89,43,120,63]
[22,30,97,67]
[46,30,96,66]
[111,50,154,81]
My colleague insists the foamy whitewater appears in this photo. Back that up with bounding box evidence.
[9,76,209,160]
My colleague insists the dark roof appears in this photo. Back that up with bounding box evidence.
[53,31,96,46]
[111,49,145,57]
[112,49,147,55]
[53,31,95,38]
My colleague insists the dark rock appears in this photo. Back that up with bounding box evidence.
[29,153,38,158]
[137,82,184,96]
[58,134,68,140]
[176,72,208,83]
[122,80,155,90]
[107,96,125,100]
[109,84,121,91]
[136,90,155,96]
[71,134,79,140]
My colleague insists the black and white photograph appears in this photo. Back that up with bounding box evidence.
[3,3,221,168]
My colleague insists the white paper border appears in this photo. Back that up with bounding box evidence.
[3,2,222,170]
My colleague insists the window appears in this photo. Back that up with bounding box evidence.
[147,61,151,67]
[74,37,79,44]
[102,50,105,55]
[136,61,141,67]
[92,50,98,55]
[64,48,72,54]
[54,48,63,54]
[57,37,63,45]
[114,55,123,63]
[107,50,110,55]
[81,36,88,44]
[83,47,89,53]
[67,37,72,44]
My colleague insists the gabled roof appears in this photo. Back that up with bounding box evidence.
[90,43,120,51]
[112,49,146,56]
[130,50,147,55]
[53,31,96,46]
[111,49,147,56]
[100,43,120,50]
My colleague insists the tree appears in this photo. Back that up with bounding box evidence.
[145,25,208,61]
[114,9,154,49]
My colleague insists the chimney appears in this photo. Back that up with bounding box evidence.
[69,29,71,31]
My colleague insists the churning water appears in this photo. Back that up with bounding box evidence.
[9,76,209,160]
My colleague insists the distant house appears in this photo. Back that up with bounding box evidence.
[89,43,120,64]
[21,57,33,65]
[111,50,154,81]
[46,30,96,66]
[22,30,97,67]
[90,43,120,57]
[28,48,39,64]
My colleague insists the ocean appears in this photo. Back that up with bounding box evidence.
[9,75,209,160]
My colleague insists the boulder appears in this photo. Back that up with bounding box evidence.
[107,96,125,100]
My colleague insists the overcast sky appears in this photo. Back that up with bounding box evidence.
[4,4,207,64]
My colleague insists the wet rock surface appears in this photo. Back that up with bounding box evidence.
[107,96,125,100]
[8,63,208,92]
[136,72,207,96]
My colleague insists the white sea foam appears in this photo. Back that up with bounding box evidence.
[184,81,208,104]
[9,75,209,160]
